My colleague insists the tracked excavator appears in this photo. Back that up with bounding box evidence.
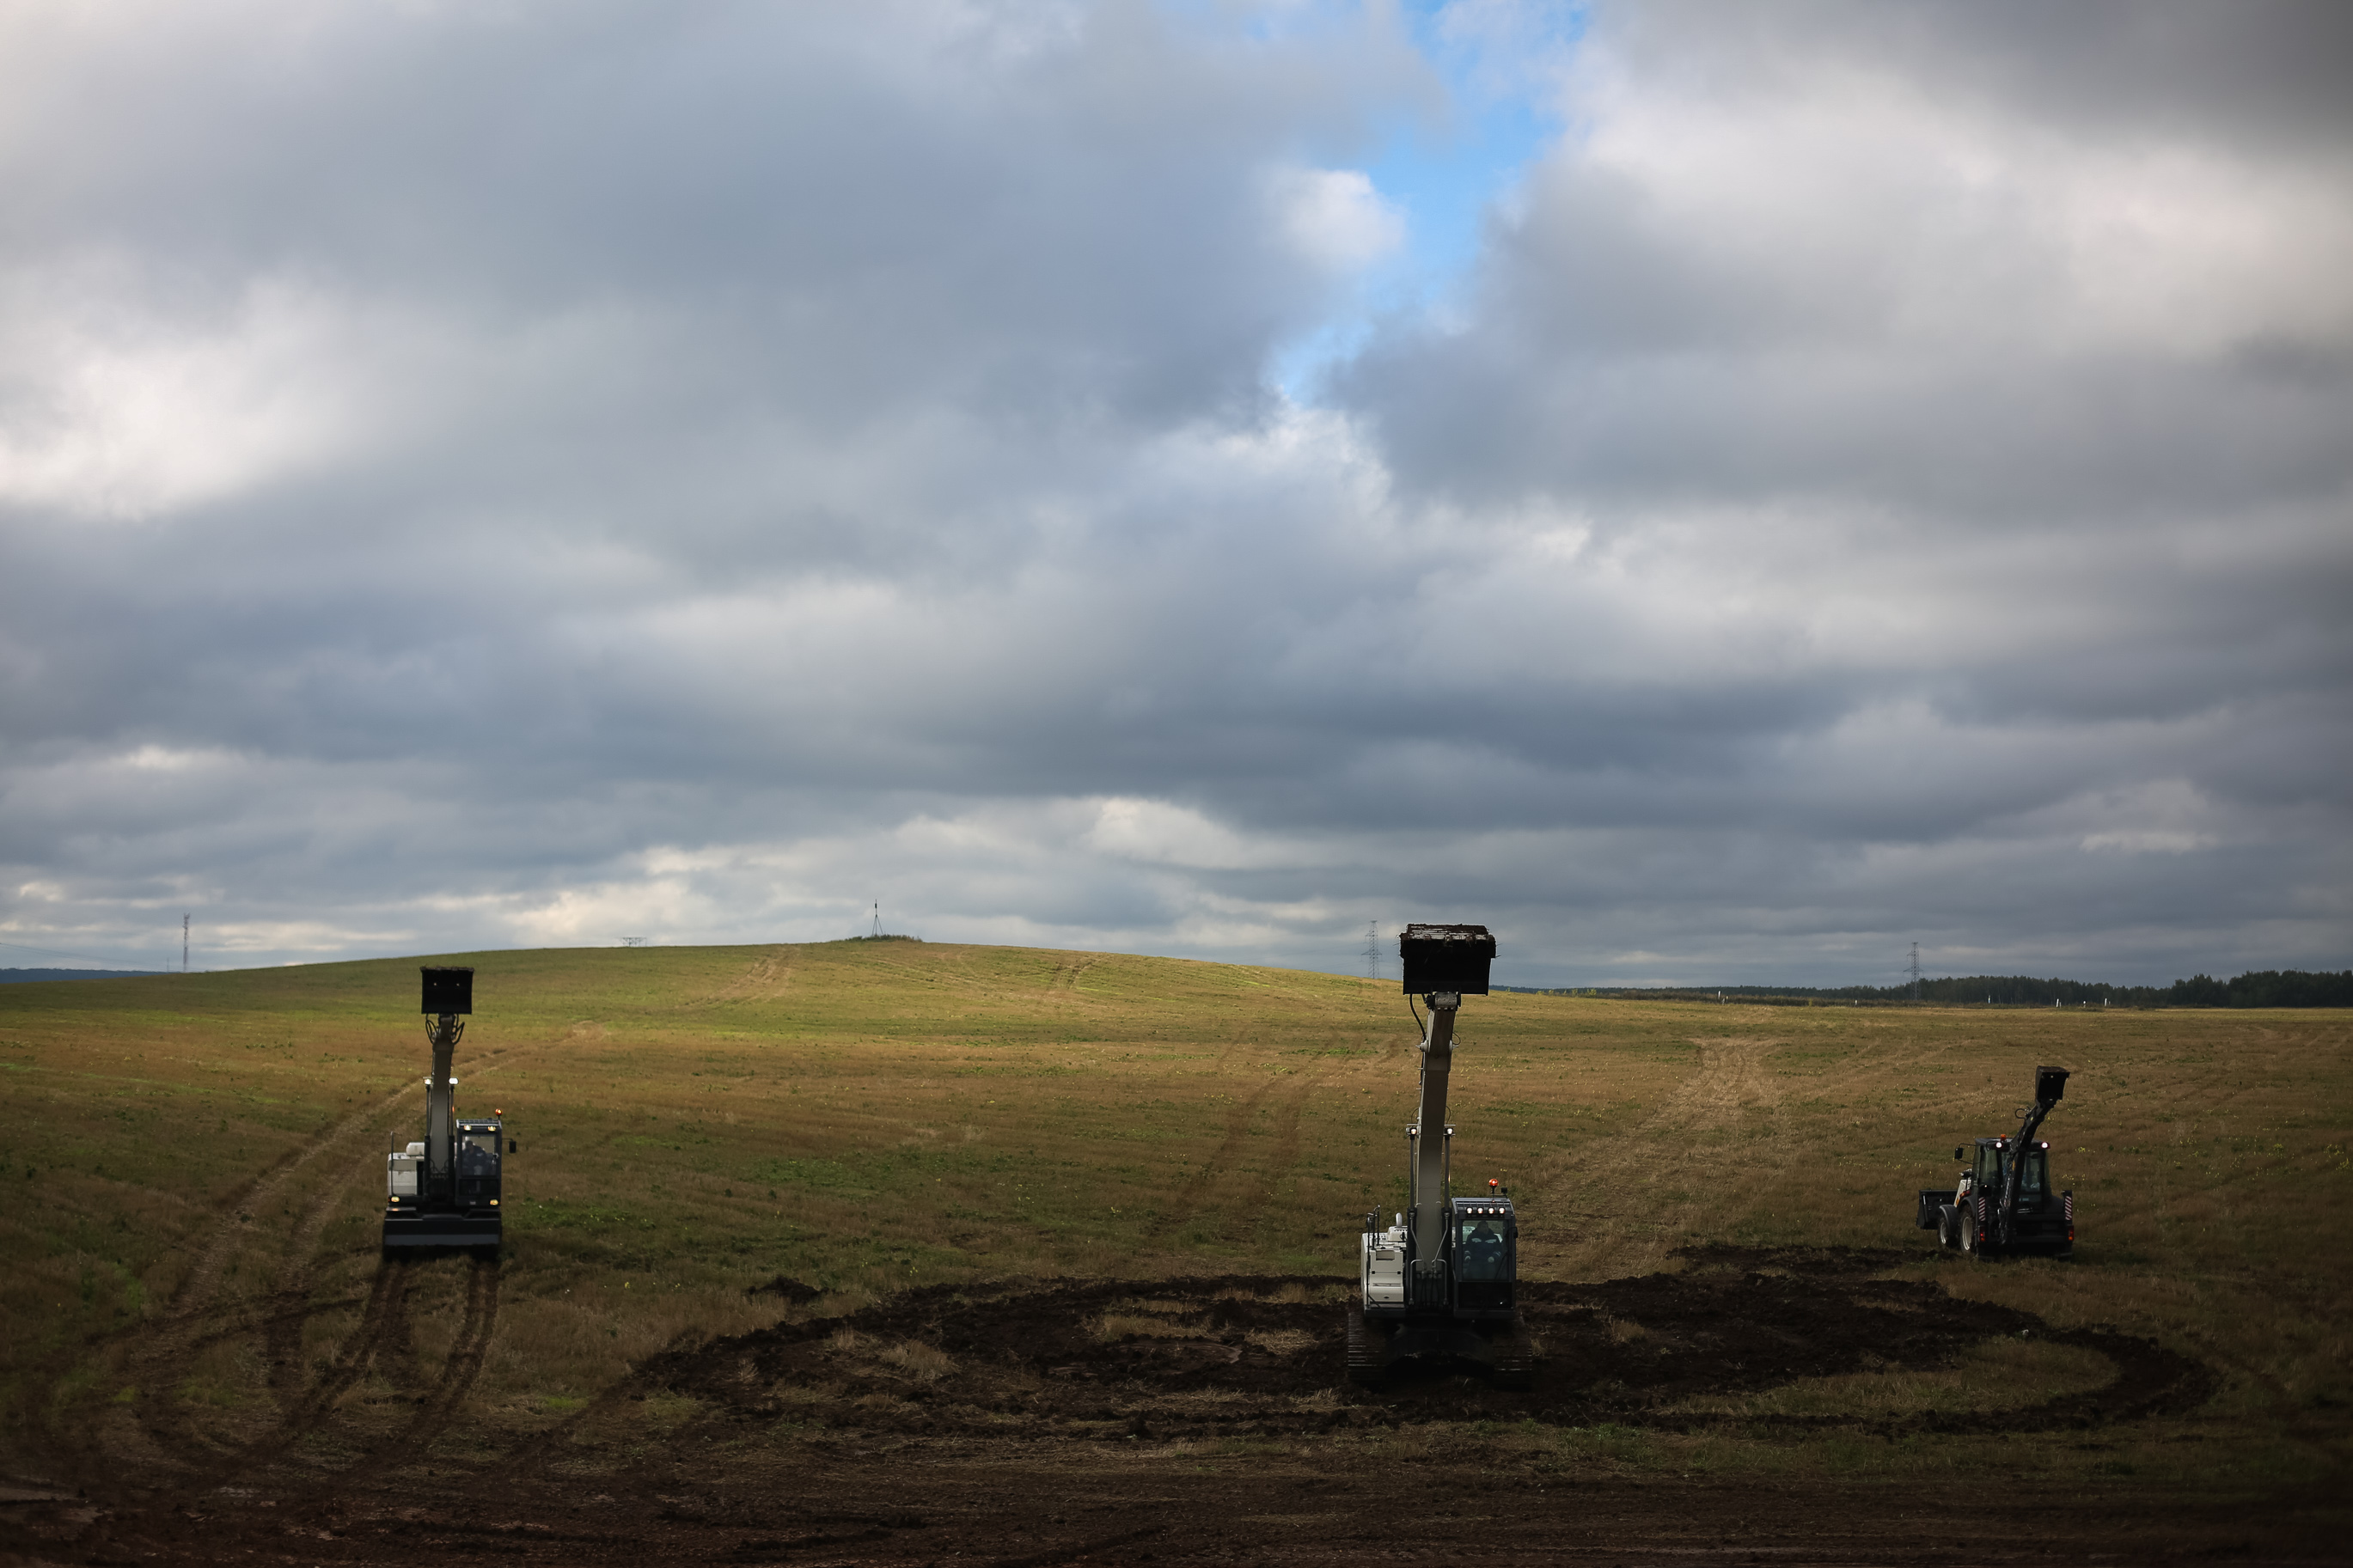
[1916,1065,2074,1259]
[382,966,510,1255]
[1350,924,1529,1385]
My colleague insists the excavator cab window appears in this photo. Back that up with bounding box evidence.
[459,1132,501,1175]
[1454,1217,1509,1282]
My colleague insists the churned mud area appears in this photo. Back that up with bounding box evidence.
[615,1244,2208,1443]
[6,1246,2263,1566]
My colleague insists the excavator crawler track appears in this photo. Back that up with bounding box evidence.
[1345,1308,1383,1385]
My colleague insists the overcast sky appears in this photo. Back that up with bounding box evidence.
[3,1,2347,988]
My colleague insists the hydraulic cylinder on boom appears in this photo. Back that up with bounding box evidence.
[1350,924,1528,1384]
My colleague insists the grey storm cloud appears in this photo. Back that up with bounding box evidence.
[1,0,2346,987]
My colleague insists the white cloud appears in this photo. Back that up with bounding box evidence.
[1269,166,1406,273]
[0,269,366,518]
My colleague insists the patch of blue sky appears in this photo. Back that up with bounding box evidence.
[1267,1,1584,403]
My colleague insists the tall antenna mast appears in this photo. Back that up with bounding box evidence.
[872,901,881,938]
[1363,921,1378,981]
[1908,941,1922,1002]
[182,913,190,974]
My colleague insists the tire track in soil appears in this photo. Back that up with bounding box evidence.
[131,1259,422,1512]
[1519,1035,1783,1283]
[254,1260,414,1461]
[382,1255,501,1455]
[488,1325,715,1483]
[150,1255,492,1518]
[77,1259,498,1565]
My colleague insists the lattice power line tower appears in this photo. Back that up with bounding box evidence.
[1363,921,1380,982]
[1908,942,1923,1002]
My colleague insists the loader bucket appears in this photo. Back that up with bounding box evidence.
[2034,1065,2069,1106]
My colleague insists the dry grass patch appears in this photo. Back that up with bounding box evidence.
[877,1340,954,1381]
[1096,1312,1209,1340]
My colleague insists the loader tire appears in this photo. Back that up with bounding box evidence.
[1936,1206,1957,1249]
[1957,1207,1977,1254]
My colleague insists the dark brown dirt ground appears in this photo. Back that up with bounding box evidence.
[3,1247,2342,1567]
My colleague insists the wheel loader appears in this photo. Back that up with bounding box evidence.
[1916,1065,2074,1259]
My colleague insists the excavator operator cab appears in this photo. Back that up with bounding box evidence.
[1449,1197,1516,1312]
[455,1119,504,1212]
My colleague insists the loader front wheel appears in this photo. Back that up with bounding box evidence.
[1936,1206,1958,1249]
[1957,1208,1977,1254]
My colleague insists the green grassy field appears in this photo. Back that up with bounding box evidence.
[2,938,2347,1506]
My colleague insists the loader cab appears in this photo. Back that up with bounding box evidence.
[1972,1138,2050,1207]
[1448,1197,1516,1315]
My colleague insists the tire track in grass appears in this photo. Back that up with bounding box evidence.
[388,1255,502,1455]
[172,1259,419,1498]
[1146,1052,1331,1250]
[107,1077,425,1471]
[182,1292,370,1357]
[689,948,794,1007]
[1519,1035,1785,1283]
[1143,1053,1282,1245]
[109,1042,510,1480]
[265,1254,498,1503]
[261,1110,394,1410]
[82,1258,497,1560]
[55,1035,543,1568]
[260,1260,412,1453]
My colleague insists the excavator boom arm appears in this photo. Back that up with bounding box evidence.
[1410,1001,1457,1282]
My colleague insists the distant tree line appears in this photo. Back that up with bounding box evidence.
[1503,968,2352,1008]
[0,968,164,984]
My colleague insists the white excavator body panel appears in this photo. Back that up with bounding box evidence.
[1361,1219,1408,1305]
